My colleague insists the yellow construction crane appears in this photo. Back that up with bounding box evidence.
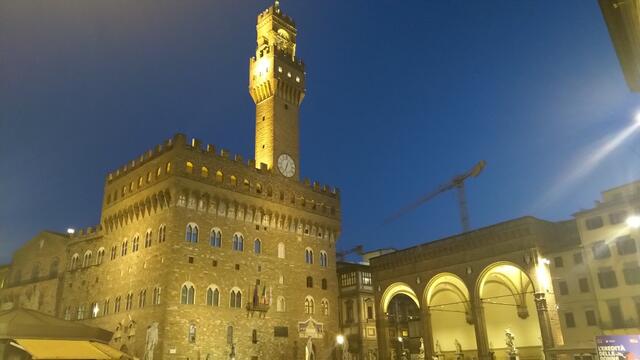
[386,160,486,232]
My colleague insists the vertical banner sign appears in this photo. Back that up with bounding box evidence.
[596,335,640,360]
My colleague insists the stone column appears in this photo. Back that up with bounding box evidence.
[0,341,7,360]
[534,293,554,356]
[376,315,391,360]
[472,302,491,360]
[420,306,435,360]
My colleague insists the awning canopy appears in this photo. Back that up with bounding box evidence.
[11,339,115,359]
[0,308,112,342]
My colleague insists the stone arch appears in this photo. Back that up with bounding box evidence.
[475,261,542,358]
[424,273,476,354]
[380,282,420,313]
[424,272,472,322]
[475,261,535,316]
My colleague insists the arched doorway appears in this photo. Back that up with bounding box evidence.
[425,273,477,358]
[477,262,542,360]
[380,283,421,359]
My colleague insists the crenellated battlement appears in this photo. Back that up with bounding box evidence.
[180,134,339,198]
[257,3,295,27]
[103,133,339,221]
[68,225,102,239]
[106,135,177,183]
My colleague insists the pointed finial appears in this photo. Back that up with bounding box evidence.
[275,0,280,8]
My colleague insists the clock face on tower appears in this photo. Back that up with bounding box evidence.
[277,153,296,178]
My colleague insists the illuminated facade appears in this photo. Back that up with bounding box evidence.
[370,180,640,360]
[371,217,570,360]
[572,181,640,335]
[0,3,342,360]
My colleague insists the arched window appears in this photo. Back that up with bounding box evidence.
[305,248,314,264]
[96,248,105,265]
[201,166,209,178]
[210,228,222,248]
[321,298,329,315]
[304,296,315,314]
[70,254,79,270]
[254,239,262,254]
[64,306,71,320]
[156,167,162,178]
[77,304,86,320]
[215,170,223,183]
[206,286,220,306]
[188,323,197,343]
[186,223,199,243]
[110,246,117,260]
[277,296,286,312]
[166,162,172,173]
[252,329,258,344]
[158,224,166,243]
[144,229,152,248]
[321,278,327,290]
[121,239,128,256]
[306,276,313,288]
[139,289,146,308]
[243,179,250,191]
[103,299,110,316]
[125,292,133,310]
[278,243,285,259]
[256,183,263,194]
[232,233,244,251]
[83,251,92,267]
[181,283,195,304]
[229,288,242,308]
[114,296,121,313]
[153,286,162,305]
[320,251,328,267]
[346,299,355,323]
[178,193,187,207]
[185,161,194,174]
[230,175,237,186]
[227,326,234,345]
[132,235,140,252]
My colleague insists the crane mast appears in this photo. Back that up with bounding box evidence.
[386,160,486,232]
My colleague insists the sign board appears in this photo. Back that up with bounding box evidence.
[596,335,640,360]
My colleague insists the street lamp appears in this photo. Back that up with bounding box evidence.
[397,336,405,359]
[336,334,345,360]
[626,215,640,229]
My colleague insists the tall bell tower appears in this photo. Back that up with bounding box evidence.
[249,1,305,180]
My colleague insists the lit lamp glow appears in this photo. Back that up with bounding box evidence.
[336,334,345,345]
[626,215,640,229]
[92,304,100,317]
[67,228,75,235]
[397,336,403,343]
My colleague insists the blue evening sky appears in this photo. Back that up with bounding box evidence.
[1,1,639,264]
